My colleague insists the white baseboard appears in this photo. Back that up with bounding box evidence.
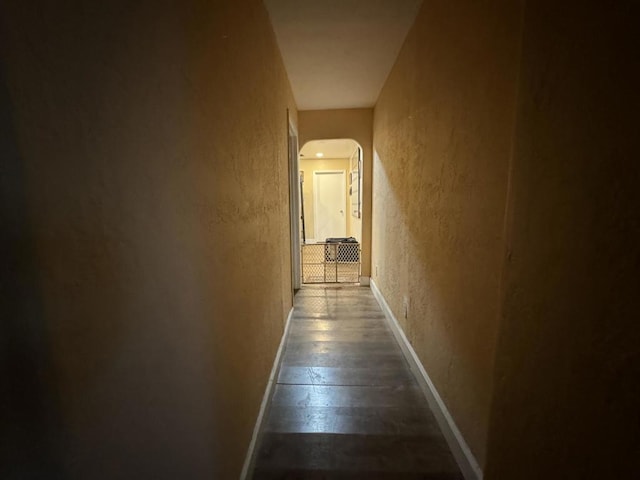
[370,280,483,480]
[240,307,294,480]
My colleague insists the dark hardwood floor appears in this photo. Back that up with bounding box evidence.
[252,285,463,480]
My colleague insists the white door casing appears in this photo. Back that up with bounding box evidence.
[287,116,301,291]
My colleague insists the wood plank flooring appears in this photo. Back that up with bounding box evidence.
[252,286,463,480]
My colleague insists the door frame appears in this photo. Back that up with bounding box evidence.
[313,170,347,241]
[287,113,301,292]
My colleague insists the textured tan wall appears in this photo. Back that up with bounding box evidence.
[485,2,640,478]
[0,1,296,478]
[300,158,351,240]
[299,109,373,277]
[372,0,522,466]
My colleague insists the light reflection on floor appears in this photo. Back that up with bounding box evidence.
[252,285,463,479]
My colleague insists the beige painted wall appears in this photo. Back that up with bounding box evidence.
[299,109,373,277]
[485,2,639,478]
[300,158,351,241]
[0,1,296,478]
[372,0,522,467]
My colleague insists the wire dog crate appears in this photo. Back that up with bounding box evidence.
[301,241,361,283]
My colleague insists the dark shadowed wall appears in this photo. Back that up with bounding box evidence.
[0,1,296,478]
[485,2,640,478]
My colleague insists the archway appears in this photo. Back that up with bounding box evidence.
[297,139,363,284]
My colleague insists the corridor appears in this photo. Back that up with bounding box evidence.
[2,1,636,478]
[252,286,462,479]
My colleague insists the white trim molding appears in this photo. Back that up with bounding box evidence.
[370,279,483,480]
[287,113,301,291]
[240,307,294,480]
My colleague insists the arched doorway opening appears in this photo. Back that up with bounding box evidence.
[298,139,362,284]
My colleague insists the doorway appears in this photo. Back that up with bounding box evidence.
[298,139,362,283]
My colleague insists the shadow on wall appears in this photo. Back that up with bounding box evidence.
[0,65,64,479]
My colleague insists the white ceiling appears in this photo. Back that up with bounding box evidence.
[264,0,423,110]
[300,139,359,159]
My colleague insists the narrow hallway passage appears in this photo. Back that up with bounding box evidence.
[252,286,462,479]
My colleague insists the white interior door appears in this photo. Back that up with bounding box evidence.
[314,171,346,241]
